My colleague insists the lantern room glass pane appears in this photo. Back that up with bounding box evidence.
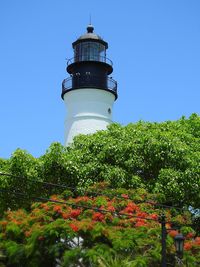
[74,42,106,62]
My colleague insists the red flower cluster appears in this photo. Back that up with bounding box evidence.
[74,196,90,203]
[168,230,179,238]
[184,242,193,251]
[69,223,79,232]
[150,213,158,220]
[186,232,195,239]
[70,209,81,218]
[92,212,105,222]
[41,203,50,211]
[136,212,148,218]
[135,218,148,227]
[11,219,21,225]
[107,205,115,212]
[122,202,139,214]
[53,205,62,213]
[62,213,69,219]
[183,237,200,251]
[195,237,200,245]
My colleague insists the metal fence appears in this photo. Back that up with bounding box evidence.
[67,56,113,66]
[62,75,117,92]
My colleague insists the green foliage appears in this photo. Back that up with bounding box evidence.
[62,248,82,267]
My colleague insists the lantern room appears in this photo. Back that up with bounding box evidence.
[72,25,108,63]
[62,25,117,100]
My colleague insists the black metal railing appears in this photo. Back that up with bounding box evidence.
[62,74,117,99]
[67,56,113,66]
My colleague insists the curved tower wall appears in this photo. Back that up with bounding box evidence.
[64,88,115,145]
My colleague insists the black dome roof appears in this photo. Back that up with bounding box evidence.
[72,25,108,48]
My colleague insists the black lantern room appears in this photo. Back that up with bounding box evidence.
[61,25,117,99]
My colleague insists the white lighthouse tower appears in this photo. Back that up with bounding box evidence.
[61,25,118,146]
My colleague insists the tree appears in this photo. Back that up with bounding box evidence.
[0,114,199,213]
[0,184,199,267]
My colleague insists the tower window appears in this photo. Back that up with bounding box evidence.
[74,42,106,62]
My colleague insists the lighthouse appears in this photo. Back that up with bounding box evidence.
[61,25,118,146]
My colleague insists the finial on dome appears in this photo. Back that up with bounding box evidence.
[87,24,94,33]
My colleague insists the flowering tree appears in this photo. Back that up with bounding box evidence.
[0,185,199,267]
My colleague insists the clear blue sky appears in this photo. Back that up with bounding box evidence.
[0,0,199,158]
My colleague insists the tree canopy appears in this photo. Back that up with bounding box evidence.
[0,114,199,212]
